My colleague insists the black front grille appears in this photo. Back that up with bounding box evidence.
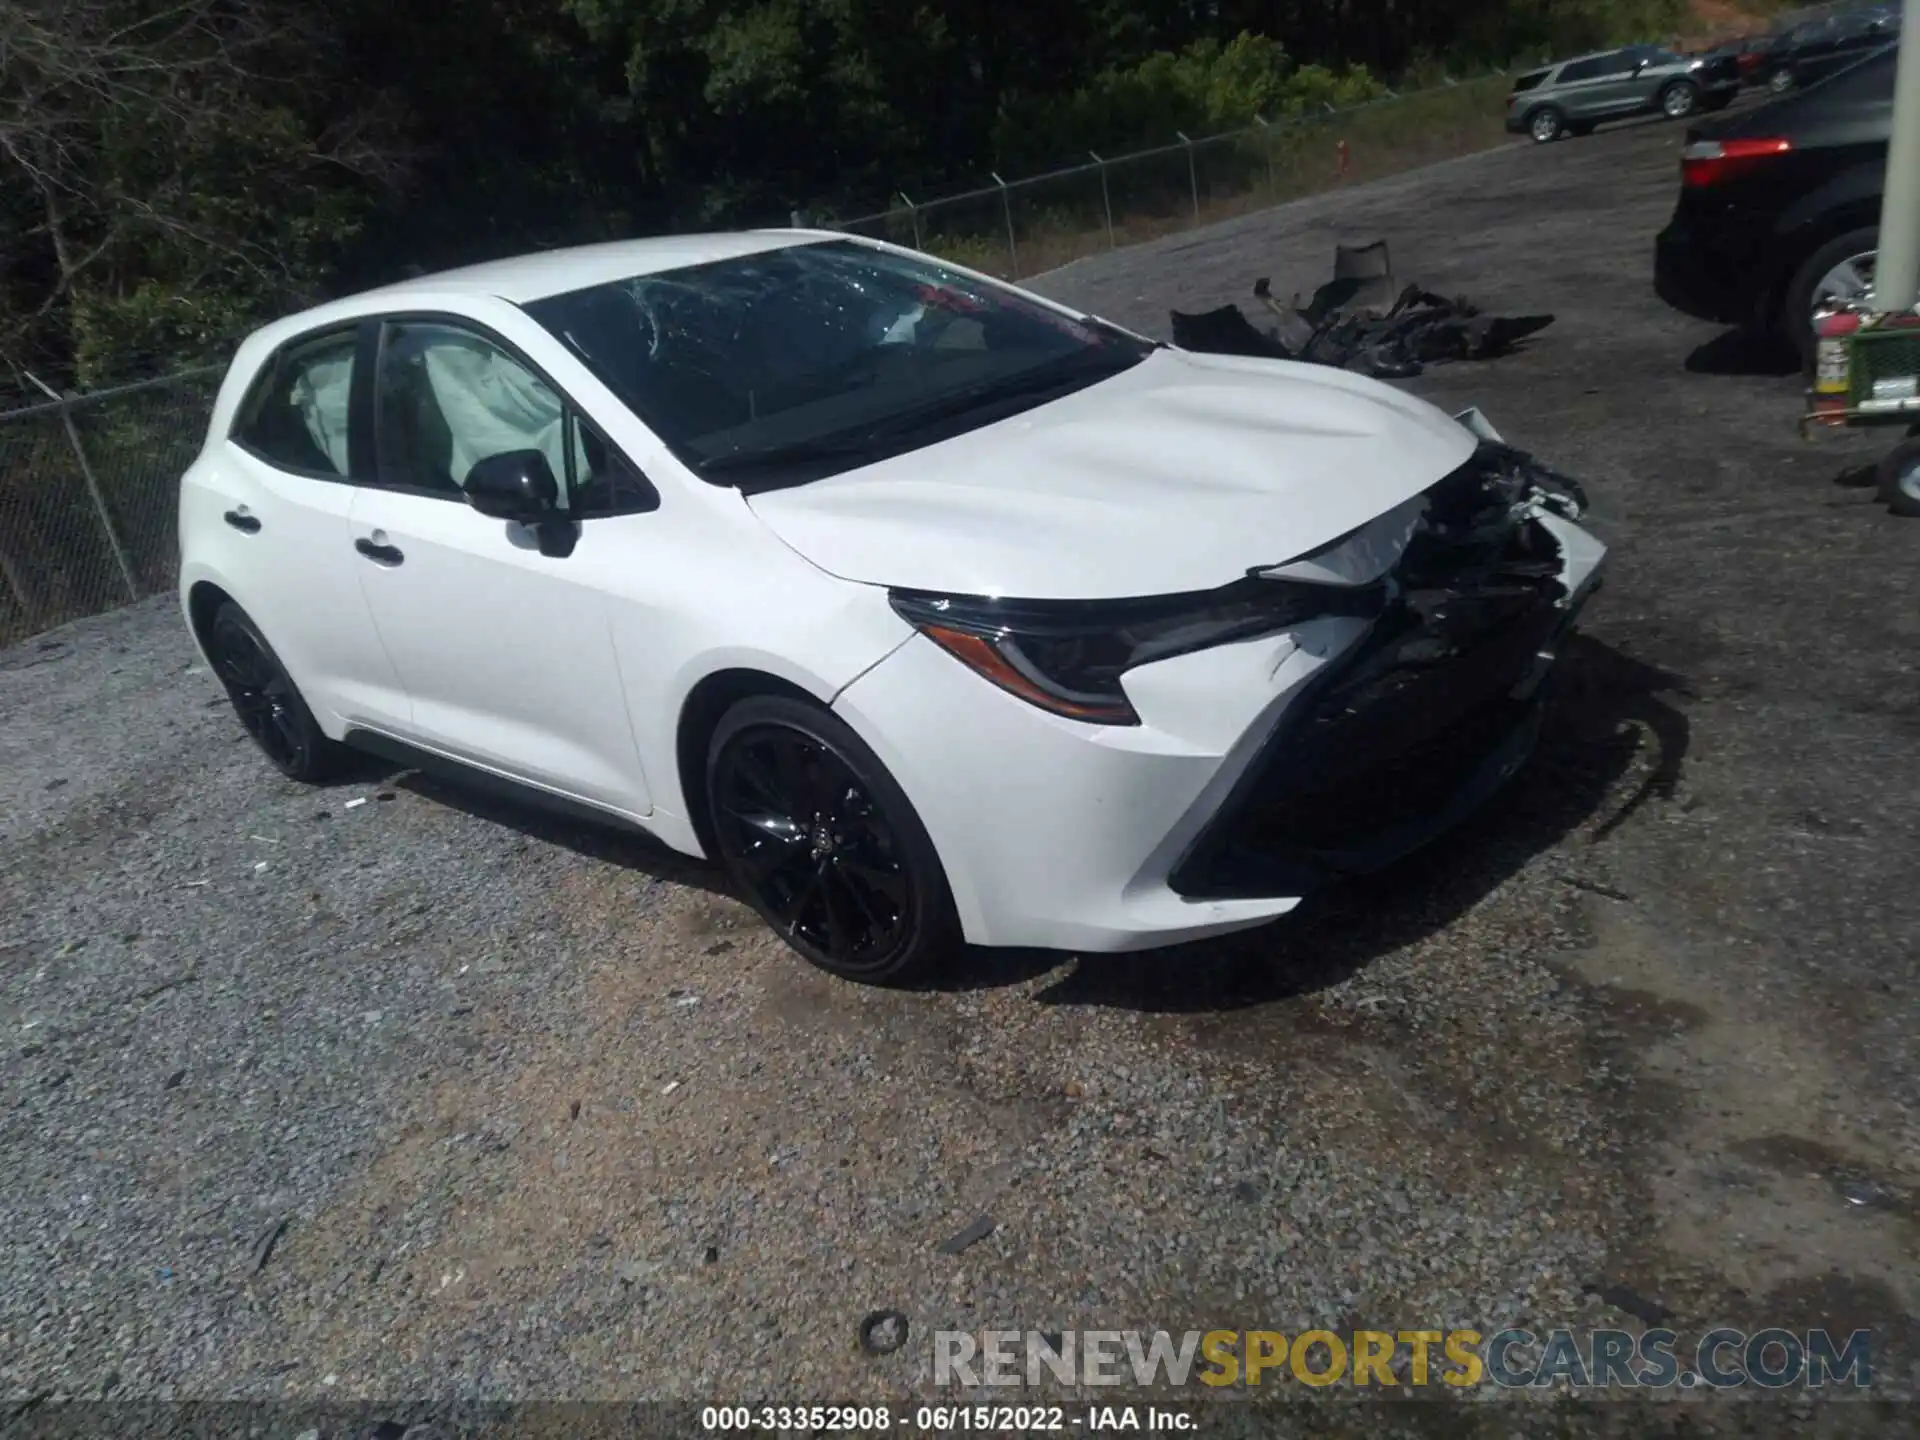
[1169,454,1576,901]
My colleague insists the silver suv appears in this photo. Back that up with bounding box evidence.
[1506,43,1741,143]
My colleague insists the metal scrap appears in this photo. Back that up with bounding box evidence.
[1169,240,1554,380]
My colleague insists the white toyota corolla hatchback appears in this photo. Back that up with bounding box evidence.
[179,230,1605,983]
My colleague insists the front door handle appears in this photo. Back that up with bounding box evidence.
[223,509,261,534]
[354,537,405,566]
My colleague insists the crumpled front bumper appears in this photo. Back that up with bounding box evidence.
[1170,408,1603,901]
[831,410,1606,953]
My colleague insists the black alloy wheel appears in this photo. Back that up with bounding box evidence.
[706,695,957,984]
[208,601,339,781]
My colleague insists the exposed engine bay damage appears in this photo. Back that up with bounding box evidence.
[1170,424,1602,901]
[1168,240,1555,380]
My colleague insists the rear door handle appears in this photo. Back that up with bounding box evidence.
[354,537,405,566]
[223,509,261,534]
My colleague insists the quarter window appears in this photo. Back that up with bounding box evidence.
[231,329,356,476]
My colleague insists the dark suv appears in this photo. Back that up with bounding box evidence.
[1762,4,1901,93]
[1654,42,1896,362]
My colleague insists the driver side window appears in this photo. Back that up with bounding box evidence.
[373,319,655,515]
[375,321,569,505]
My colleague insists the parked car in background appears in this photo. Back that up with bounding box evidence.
[177,231,1606,984]
[1760,3,1900,93]
[1507,43,1741,142]
[1696,29,1786,87]
[1654,42,1896,363]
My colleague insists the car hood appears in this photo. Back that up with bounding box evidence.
[744,347,1478,599]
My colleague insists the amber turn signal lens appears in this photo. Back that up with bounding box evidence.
[919,624,1137,724]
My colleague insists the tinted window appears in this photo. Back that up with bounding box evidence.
[231,329,356,476]
[373,319,653,513]
[1559,51,1636,81]
[1512,70,1549,92]
[524,239,1152,487]
[375,321,569,500]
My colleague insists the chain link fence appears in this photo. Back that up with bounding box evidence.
[830,72,1513,279]
[0,367,222,647]
[0,72,1518,649]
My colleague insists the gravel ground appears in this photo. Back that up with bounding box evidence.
[3,113,1918,1436]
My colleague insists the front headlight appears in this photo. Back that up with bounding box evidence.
[889,578,1385,725]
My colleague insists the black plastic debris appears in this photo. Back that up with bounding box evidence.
[250,1215,289,1274]
[1169,240,1554,380]
[1583,1281,1670,1326]
[859,1309,910,1355]
[938,1213,996,1255]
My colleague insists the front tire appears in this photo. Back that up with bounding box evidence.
[207,601,344,782]
[705,694,960,985]
[1529,107,1566,143]
[1660,80,1701,119]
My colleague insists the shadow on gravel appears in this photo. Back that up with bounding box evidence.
[1684,326,1799,377]
[396,767,736,896]
[977,634,1693,1014]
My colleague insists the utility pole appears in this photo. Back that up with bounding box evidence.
[1872,0,1920,310]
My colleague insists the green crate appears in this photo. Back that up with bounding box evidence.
[1847,325,1920,406]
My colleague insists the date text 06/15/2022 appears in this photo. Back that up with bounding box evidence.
[699,1405,1193,1431]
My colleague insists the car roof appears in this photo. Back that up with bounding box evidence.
[242,229,847,354]
[362,230,833,305]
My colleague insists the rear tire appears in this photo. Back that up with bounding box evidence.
[1781,226,1879,369]
[1877,439,1920,517]
[206,602,344,783]
[1528,107,1566,143]
[1660,80,1701,119]
[705,694,960,985]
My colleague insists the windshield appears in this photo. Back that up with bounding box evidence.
[521,239,1153,489]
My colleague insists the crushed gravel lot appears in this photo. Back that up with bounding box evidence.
[3,114,1918,1435]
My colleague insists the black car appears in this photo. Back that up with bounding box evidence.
[1761,4,1901,93]
[1654,41,1896,362]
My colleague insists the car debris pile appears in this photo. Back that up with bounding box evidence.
[1169,240,1555,379]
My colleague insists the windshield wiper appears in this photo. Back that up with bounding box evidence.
[699,353,1135,477]
[698,433,884,475]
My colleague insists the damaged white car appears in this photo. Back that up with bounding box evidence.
[178,231,1605,983]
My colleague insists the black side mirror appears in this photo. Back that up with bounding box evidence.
[465,450,559,521]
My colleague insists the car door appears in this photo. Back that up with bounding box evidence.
[347,315,654,817]
[211,322,412,731]
[1551,56,1607,120]
[1590,49,1653,114]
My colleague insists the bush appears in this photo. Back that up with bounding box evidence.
[991,33,1384,174]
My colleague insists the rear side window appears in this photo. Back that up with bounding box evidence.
[1558,56,1613,82]
[1512,70,1550,92]
[232,329,357,477]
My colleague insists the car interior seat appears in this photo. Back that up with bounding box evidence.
[379,328,459,493]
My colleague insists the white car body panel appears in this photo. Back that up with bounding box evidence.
[179,229,1610,960]
[344,487,655,815]
[177,445,406,730]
